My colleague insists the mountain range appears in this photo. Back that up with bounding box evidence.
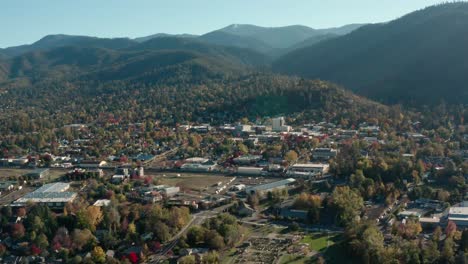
[0,22,363,85]
[0,23,364,59]
[274,3,468,104]
[0,2,467,109]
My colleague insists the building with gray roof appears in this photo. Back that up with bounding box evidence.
[12,182,76,208]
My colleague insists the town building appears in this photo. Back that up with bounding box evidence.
[93,199,111,207]
[155,185,180,197]
[111,175,127,184]
[235,124,253,134]
[236,167,265,176]
[312,148,338,160]
[180,163,216,172]
[448,206,468,227]
[286,163,329,178]
[233,155,262,165]
[136,166,144,177]
[180,161,217,172]
[245,178,296,196]
[24,168,50,179]
[272,117,292,132]
[78,160,107,169]
[236,201,256,217]
[191,125,211,133]
[132,153,154,162]
[398,210,423,219]
[230,184,246,191]
[272,117,285,132]
[185,157,210,164]
[13,182,77,208]
[0,181,18,193]
[0,158,29,167]
[115,167,130,176]
[359,125,380,136]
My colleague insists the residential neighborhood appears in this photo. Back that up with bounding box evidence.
[1,112,467,263]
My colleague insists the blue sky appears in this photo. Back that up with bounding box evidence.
[0,0,446,48]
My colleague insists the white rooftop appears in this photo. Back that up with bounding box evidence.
[246,178,296,192]
[14,182,76,204]
[291,163,329,168]
[93,199,111,207]
[32,182,70,193]
[185,157,209,163]
[449,207,468,216]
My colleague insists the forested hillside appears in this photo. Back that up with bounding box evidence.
[199,31,273,54]
[0,35,135,58]
[274,2,468,104]
[0,69,389,133]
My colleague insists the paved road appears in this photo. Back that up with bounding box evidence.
[148,203,234,263]
[148,211,213,263]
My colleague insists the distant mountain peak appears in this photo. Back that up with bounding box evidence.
[133,33,198,43]
[214,23,363,50]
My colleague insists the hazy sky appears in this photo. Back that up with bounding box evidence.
[0,0,446,48]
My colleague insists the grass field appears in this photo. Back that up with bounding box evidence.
[150,172,233,191]
[0,168,34,178]
[220,248,237,264]
[301,233,340,252]
[279,254,310,264]
[0,168,65,182]
[300,233,357,264]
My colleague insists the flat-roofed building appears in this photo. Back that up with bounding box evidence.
[0,181,17,192]
[246,178,296,196]
[185,157,210,164]
[13,182,76,208]
[449,207,468,226]
[78,160,107,169]
[398,209,423,219]
[24,168,50,179]
[312,148,338,160]
[111,175,127,184]
[237,167,265,176]
[419,217,441,228]
[180,163,217,172]
[233,155,262,165]
[156,185,180,197]
[254,134,283,143]
[11,158,29,166]
[286,163,329,178]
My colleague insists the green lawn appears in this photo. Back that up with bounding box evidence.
[279,254,310,264]
[302,234,358,264]
[301,233,339,252]
[221,248,238,264]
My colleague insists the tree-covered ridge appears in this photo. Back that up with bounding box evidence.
[0,36,268,85]
[273,2,468,105]
[0,33,392,136]
[0,72,389,134]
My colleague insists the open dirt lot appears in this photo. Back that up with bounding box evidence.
[148,172,233,192]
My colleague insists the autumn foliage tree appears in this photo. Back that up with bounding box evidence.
[285,150,298,164]
[91,246,106,263]
[11,223,25,239]
[446,220,457,238]
[293,193,322,224]
[331,186,364,226]
[77,206,103,232]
